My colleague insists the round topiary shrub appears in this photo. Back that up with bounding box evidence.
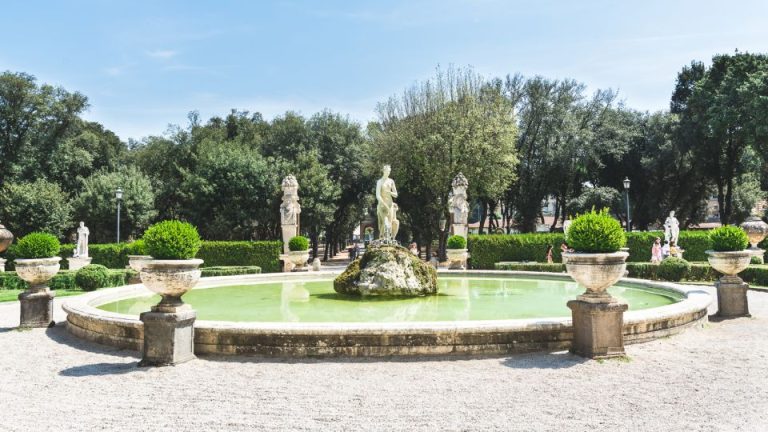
[126,239,148,256]
[288,236,310,252]
[565,209,626,253]
[15,232,60,259]
[709,225,748,252]
[142,220,202,260]
[75,264,110,291]
[657,257,691,282]
[447,235,467,250]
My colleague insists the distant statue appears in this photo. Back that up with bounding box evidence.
[74,222,90,258]
[376,165,399,241]
[449,173,469,225]
[664,211,680,244]
[280,175,301,226]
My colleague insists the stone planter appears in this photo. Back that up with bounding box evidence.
[562,251,629,303]
[127,255,153,273]
[140,259,203,312]
[741,216,768,250]
[446,248,469,270]
[139,258,203,367]
[67,256,92,271]
[288,250,310,271]
[0,222,13,254]
[706,250,757,318]
[15,257,61,328]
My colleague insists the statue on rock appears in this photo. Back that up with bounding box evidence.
[73,221,90,258]
[663,211,680,244]
[376,164,399,242]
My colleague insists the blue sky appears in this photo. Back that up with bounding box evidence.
[1,0,766,141]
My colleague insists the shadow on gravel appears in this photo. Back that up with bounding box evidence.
[59,361,141,377]
[500,352,587,369]
[0,327,16,333]
[45,322,139,359]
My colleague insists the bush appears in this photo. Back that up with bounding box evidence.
[125,239,148,256]
[75,264,110,291]
[447,235,467,249]
[709,225,748,252]
[566,209,626,253]
[468,233,566,269]
[751,255,764,265]
[199,266,262,277]
[196,241,281,273]
[14,232,60,259]
[0,269,136,291]
[288,236,309,252]
[657,257,691,282]
[142,220,202,259]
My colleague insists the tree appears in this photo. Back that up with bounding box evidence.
[674,53,768,225]
[0,179,73,239]
[567,187,623,218]
[73,168,157,243]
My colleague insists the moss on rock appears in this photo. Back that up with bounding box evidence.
[333,245,438,296]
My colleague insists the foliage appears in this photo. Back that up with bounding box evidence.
[74,264,110,291]
[0,269,135,291]
[142,220,202,260]
[196,241,282,273]
[709,225,749,252]
[14,232,60,259]
[199,266,262,277]
[72,167,157,243]
[125,239,147,256]
[751,255,764,265]
[567,187,623,218]
[446,235,467,249]
[288,236,310,252]
[565,209,626,253]
[0,179,73,239]
[657,257,691,282]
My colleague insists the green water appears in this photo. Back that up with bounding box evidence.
[98,276,681,323]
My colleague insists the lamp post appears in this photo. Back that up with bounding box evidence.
[623,177,631,232]
[116,188,123,243]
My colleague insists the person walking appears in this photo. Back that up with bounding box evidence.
[651,237,663,264]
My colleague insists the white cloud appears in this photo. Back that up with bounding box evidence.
[147,49,178,59]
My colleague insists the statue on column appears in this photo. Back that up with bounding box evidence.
[376,165,399,241]
[449,172,469,238]
[663,211,680,244]
[73,221,90,258]
[280,175,301,254]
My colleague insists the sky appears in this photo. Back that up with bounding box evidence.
[1,0,767,141]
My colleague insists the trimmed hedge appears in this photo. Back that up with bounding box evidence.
[493,261,768,286]
[469,230,767,269]
[0,269,136,291]
[1,240,282,273]
[199,266,262,277]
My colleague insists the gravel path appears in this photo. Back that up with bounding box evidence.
[1,286,767,432]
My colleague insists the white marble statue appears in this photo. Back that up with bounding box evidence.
[280,175,301,226]
[73,221,90,258]
[664,211,680,244]
[449,173,469,225]
[376,165,399,241]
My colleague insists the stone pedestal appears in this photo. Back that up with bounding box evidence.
[452,224,467,239]
[139,306,196,367]
[19,289,56,328]
[0,258,5,272]
[67,257,92,271]
[282,225,298,254]
[715,276,750,318]
[567,299,628,359]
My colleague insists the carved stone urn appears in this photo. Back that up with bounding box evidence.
[706,250,754,276]
[446,248,469,270]
[15,257,61,327]
[562,251,629,303]
[706,250,756,318]
[288,251,310,271]
[0,222,12,272]
[140,259,204,313]
[741,216,768,263]
[127,255,153,273]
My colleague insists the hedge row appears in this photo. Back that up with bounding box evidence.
[0,265,263,291]
[469,231,768,269]
[0,269,135,291]
[493,261,768,286]
[1,240,282,273]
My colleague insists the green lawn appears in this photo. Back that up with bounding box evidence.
[0,289,86,303]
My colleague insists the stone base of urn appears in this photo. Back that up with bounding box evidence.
[567,299,628,359]
[19,289,56,328]
[139,304,197,367]
[714,276,750,318]
[0,258,5,272]
[67,257,92,271]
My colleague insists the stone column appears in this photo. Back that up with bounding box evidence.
[567,300,628,359]
[139,304,197,366]
[19,289,56,328]
[715,275,750,318]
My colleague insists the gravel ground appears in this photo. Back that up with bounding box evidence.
[1,286,767,432]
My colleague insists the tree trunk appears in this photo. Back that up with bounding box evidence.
[479,202,488,235]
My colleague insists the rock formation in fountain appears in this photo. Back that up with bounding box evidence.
[334,245,437,296]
